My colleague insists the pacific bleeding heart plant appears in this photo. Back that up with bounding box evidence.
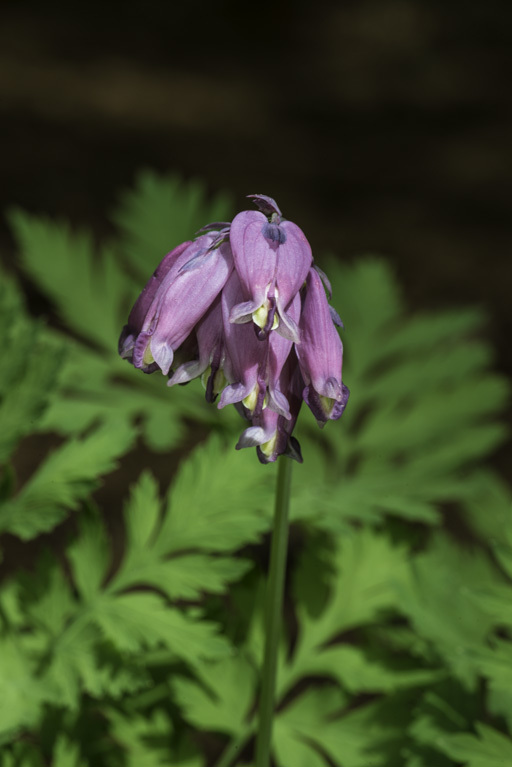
[4,172,511,767]
[118,193,349,767]
[119,194,349,463]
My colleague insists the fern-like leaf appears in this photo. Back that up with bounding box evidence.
[0,421,136,539]
[436,722,512,767]
[8,210,137,351]
[0,273,65,465]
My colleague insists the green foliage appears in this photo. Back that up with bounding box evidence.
[6,171,236,453]
[290,257,508,534]
[0,276,64,465]
[0,171,510,766]
[159,436,273,553]
[0,636,48,740]
[8,211,135,352]
[106,708,178,767]
[437,723,512,767]
[0,422,136,539]
[173,653,257,735]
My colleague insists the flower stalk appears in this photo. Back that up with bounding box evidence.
[255,455,293,767]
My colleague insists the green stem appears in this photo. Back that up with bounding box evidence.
[254,456,293,767]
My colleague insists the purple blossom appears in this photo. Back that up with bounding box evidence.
[167,297,227,403]
[236,351,304,464]
[296,268,350,425]
[121,234,233,375]
[218,270,269,416]
[229,208,312,342]
[119,195,349,461]
[118,240,192,372]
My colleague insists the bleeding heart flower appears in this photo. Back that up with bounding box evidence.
[118,196,349,461]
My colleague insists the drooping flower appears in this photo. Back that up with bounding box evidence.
[218,271,300,421]
[236,351,304,464]
[120,233,233,375]
[218,270,270,416]
[167,297,228,403]
[296,267,350,425]
[228,196,312,343]
[118,194,349,462]
[119,240,192,372]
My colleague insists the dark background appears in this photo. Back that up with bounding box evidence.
[1,0,511,473]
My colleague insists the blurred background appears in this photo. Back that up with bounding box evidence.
[1,0,511,473]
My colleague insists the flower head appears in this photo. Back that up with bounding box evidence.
[119,195,349,461]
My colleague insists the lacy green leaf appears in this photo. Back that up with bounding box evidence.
[0,273,65,464]
[468,638,512,706]
[67,510,111,603]
[278,528,436,700]
[8,210,137,351]
[157,436,273,553]
[22,560,76,636]
[0,421,137,539]
[462,470,512,576]
[107,707,204,767]
[293,258,509,530]
[64,466,254,671]
[436,723,512,767]
[0,637,47,742]
[92,591,230,662]
[36,339,190,450]
[173,653,256,735]
[46,621,152,710]
[275,687,406,767]
[112,469,251,600]
[293,528,408,649]
[52,736,87,767]
[396,535,499,689]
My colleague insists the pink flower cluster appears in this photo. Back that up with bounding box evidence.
[119,195,349,462]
